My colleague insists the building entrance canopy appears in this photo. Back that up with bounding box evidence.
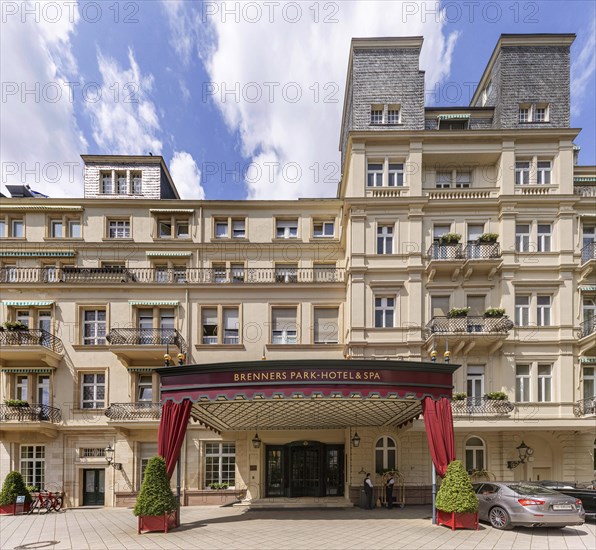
[157,359,459,433]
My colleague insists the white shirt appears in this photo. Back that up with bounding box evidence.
[365,478,373,488]
[388,478,395,486]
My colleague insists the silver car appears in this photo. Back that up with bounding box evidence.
[473,482,586,530]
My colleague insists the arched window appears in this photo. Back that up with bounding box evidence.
[465,436,486,473]
[375,436,397,473]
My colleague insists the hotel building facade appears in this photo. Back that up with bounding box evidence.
[0,33,595,508]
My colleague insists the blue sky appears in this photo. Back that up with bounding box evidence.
[1,0,594,199]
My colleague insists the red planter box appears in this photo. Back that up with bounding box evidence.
[0,502,31,515]
[137,509,179,534]
[437,510,478,530]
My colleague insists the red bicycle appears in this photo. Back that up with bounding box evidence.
[28,491,63,514]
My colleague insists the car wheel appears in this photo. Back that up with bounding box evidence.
[489,506,512,530]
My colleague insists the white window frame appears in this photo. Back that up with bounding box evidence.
[108,219,130,239]
[271,307,298,344]
[82,309,106,345]
[537,364,552,403]
[515,295,530,326]
[518,105,531,123]
[313,221,335,238]
[388,163,404,187]
[536,295,551,326]
[515,365,531,402]
[275,219,298,239]
[367,162,384,187]
[313,307,339,344]
[205,442,236,487]
[515,224,531,252]
[101,172,113,194]
[376,224,394,255]
[20,445,45,488]
[370,106,384,125]
[537,224,552,252]
[537,160,552,184]
[137,374,154,402]
[80,372,106,409]
[375,436,397,472]
[387,105,401,124]
[465,436,485,473]
[374,296,395,328]
[515,161,531,185]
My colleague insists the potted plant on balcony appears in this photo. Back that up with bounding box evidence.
[134,456,179,534]
[4,399,29,407]
[435,460,479,530]
[0,471,32,515]
[448,307,470,318]
[3,321,28,331]
[484,308,505,318]
[478,233,499,243]
[484,391,509,401]
[439,233,462,244]
[451,392,467,401]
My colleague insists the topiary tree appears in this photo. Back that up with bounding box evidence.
[0,471,32,505]
[435,460,478,513]
[133,456,177,517]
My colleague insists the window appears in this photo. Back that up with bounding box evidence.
[131,172,142,195]
[49,216,81,238]
[515,224,530,252]
[223,308,239,344]
[370,106,383,125]
[101,172,113,194]
[154,262,188,283]
[583,367,595,399]
[431,296,450,317]
[375,297,394,328]
[537,224,551,252]
[466,295,486,317]
[37,375,50,405]
[158,221,172,238]
[0,218,5,238]
[83,309,106,345]
[516,365,531,402]
[435,172,451,189]
[537,295,551,326]
[202,308,218,344]
[12,219,24,238]
[271,307,297,344]
[69,219,81,238]
[20,446,44,488]
[465,437,485,473]
[537,364,552,402]
[15,375,28,400]
[534,104,549,122]
[466,367,485,402]
[215,220,228,238]
[232,219,245,238]
[515,161,530,185]
[275,219,298,239]
[157,216,190,239]
[275,264,298,283]
[139,443,157,486]
[108,220,130,239]
[377,225,393,255]
[375,437,397,473]
[138,375,153,401]
[388,163,404,186]
[367,163,383,187]
[50,219,63,238]
[313,307,339,344]
[518,103,549,123]
[387,106,400,124]
[15,309,29,327]
[0,217,24,238]
[518,106,530,123]
[205,442,235,487]
[537,161,551,184]
[455,171,471,188]
[214,218,245,239]
[314,263,337,282]
[231,263,245,284]
[116,172,127,194]
[515,295,530,326]
[81,373,106,409]
[81,448,106,458]
[313,221,334,238]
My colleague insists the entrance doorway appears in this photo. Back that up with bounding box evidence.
[82,469,105,506]
[265,441,344,498]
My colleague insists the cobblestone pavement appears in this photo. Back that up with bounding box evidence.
[1,505,595,550]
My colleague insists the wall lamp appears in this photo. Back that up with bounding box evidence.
[507,440,534,469]
[104,444,122,471]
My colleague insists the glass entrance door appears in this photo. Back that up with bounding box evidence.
[265,446,285,497]
[83,469,105,506]
[290,445,322,497]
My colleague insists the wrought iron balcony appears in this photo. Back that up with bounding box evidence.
[105,402,162,421]
[451,397,515,417]
[0,403,62,423]
[426,315,514,335]
[106,328,187,353]
[462,242,501,260]
[0,329,64,354]
[427,243,463,261]
[580,318,596,339]
[581,242,596,264]
[0,266,345,284]
[573,396,596,417]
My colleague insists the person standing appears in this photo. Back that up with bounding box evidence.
[363,473,374,509]
[385,474,395,509]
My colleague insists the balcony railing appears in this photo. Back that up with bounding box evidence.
[106,328,187,353]
[451,397,515,416]
[426,315,514,335]
[0,329,64,354]
[104,402,162,421]
[580,318,596,339]
[462,242,501,260]
[0,266,345,284]
[427,243,463,260]
[581,243,596,264]
[0,403,62,423]
[573,396,596,417]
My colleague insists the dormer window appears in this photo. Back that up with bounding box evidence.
[387,105,401,124]
[518,103,549,123]
[518,106,530,123]
[101,172,113,194]
[370,106,383,125]
[116,172,127,194]
[132,172,142,194]
[534,105,548,122]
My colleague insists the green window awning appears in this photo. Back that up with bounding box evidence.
[146,251,192,258]
[0,251,75,257]
[437,114,471,120]
[128,300,179,306]
[149,209,194,214]
[3,300,54,307]
[580,286,596,292]
[574,177,596,183]
[580,357,596,364]
[127,366,158,373]
[0,368,54,373]
[0,205,83,212]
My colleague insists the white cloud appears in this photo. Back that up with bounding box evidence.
[86,49,162,156]
[167,0,459,199]
[170,151,205,199]
[160,0,199,65]
[571,21,596,117]
[0,0,86,197]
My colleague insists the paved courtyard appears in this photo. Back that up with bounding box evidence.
[1,505,595,550]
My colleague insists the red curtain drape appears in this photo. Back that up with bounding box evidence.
[421,397,455,477]
[158,399,193,479]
